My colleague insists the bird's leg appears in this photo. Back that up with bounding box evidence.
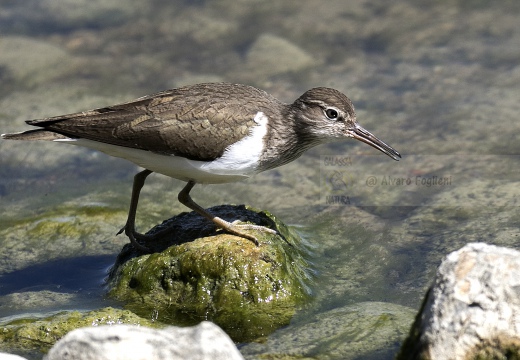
[177,181,277,246]
[117,169,153,252]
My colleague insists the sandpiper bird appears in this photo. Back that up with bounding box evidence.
[2,82,400,252]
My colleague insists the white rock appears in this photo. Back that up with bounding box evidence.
[400,242,520,359]
[45,321,244,360]
[0,353,29,360]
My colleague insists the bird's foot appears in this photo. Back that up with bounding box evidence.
[213,218,277,246]
[116,218,277,251]
[117,224,152,253]
[230,220,277,234]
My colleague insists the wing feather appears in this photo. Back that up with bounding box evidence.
[14,83,282,161]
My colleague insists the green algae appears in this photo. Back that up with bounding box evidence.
[0,307,161,355]
[1,204,122,238]
[470,336,520,360]
[24,205,122,239]
[0,200,129,282]
[240,301,416,359]
[107,206,314,343]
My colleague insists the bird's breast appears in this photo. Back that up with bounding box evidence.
[198,111,269,177]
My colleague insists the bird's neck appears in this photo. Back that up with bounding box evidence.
[257,106,321,171]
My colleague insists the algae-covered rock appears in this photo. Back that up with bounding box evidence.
[107,205,314,342]
[240,301,416,360]
[0,307,160,355]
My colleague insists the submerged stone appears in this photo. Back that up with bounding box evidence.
[240,301,416,359]
[0,307,159,356]
[107,205,314,342]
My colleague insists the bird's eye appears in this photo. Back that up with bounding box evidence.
[325,108,339,120]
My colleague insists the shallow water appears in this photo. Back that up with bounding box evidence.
[1,0,519,358]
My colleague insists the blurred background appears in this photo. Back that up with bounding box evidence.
[0,1,519,358]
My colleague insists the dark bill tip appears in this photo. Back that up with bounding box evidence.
[351,125,401,161]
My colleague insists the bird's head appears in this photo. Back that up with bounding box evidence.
[290,87,401,161]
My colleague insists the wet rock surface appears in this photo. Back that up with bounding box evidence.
[0,307,160,357]
[107,205,314,342]
[241,301,416,360]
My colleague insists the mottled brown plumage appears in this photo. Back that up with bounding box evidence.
[2,82,400,252]
[18,83,284,161]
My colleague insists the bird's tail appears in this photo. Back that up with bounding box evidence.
[1,129,68,141]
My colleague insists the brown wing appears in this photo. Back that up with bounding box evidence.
[23,83,282,161]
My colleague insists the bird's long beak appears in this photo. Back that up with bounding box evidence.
[350,125,401,161]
